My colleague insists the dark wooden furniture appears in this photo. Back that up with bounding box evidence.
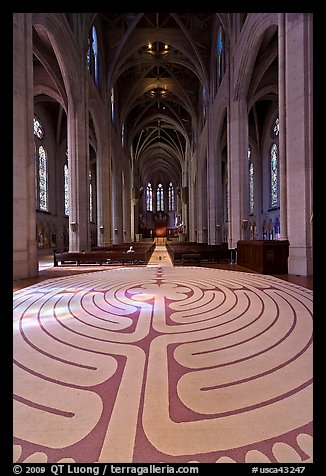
[236,240,290,274]
[54,242,155,267]
[182,253,201,265]
[166,242,231,266]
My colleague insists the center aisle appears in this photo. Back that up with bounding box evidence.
[147,243,173,267]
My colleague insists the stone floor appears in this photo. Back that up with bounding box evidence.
[13,264,313,463]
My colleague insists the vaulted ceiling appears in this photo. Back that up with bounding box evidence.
[33,12,231,187]
[97,12,217,187]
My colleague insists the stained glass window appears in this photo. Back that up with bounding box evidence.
[146,183,153,211]
[34,116,43,139]
[270,143,278,207]
[87,36,91,71]
[111,88,115,124]
[121,122,125,146]
[273,117,279,137]
[89,170,93,222]
[92,26,98,85]
[38,145,48,211]
[34,143,38,205]
[168,182,174,211]
[249,162,254,215]
[202,87,207,123]
[87,26,99,86]
[248,146,254,215]
[64,164,69,216]
[217,26,223,56]
[216,26,224,89]
[157,183,164,211]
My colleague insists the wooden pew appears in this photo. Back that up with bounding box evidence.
[54,249,152,267]
[166,242,231,266]
[181,253,201,265]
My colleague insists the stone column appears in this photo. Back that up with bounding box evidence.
[131,198,138,242]
[202,157,208,243]
[215,143,224,245]
[111,149,123,244]
[207,116,224,245]
[227,99,249,248]
[187,155,196,242]
[96,128,112,247]
[278,13,288,242]
[284,13,313,275]
[207,115,217,244]
[122,171,131,243]
[67,98,90,251]
[196,164,204,243]
[130,170,139,242]
[13,13,38,279]
[182,159,190,241]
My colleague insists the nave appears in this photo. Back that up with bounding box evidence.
[13,12,314,465]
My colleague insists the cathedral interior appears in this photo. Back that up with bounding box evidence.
[13,13,313,466]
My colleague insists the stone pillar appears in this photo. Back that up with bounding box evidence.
[13,13,38,279]
[207,116,216,244]
[182,160,189,240]
[97,131,112,247]
[228,99,249,248]
[207,117,223,245]
[130,171,138,242]
[202,157,208,243]
[284,13,313,275]
[67,98,90,251]
[278,13,288,242]
[188,157,196,242]
[122,171,131,242]
[131,198,138,242]
[112,152,123,244]
[196,165,204,243]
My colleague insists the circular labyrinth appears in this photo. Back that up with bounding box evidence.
[13,266,313,463]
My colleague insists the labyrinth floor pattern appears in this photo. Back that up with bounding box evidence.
[13,266,313,464]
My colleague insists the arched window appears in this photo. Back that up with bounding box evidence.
[92,26,99,86]
[273,117,279,137]
[157,183,164,211]
[33,116,43,139]
[121,122,125,147]
[111,87,115,124]
[89,170,93,222]
[168,182,174,211]
[216,25,226,92]
[34,115,48,211]
[270,143,278,208]
[38,145,48,211]
[202,86,207,124]
[146,183,153,211]
[64,163,69,216]
[87,26,99,87]
[248,145,254,215]
[270,116,279,208]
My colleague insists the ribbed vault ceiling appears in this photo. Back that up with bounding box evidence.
[98,12,216,186]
